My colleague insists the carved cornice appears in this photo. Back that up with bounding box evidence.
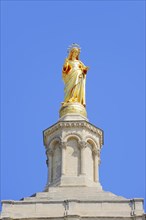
[43,120,103,147]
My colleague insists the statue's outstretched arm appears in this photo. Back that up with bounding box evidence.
[62,59,71,75]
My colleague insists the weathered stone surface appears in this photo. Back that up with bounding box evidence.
[1,117,145,220]
[44,119,103,190]
[1,188,144,219]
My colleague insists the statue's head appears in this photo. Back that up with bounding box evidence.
[67,43,81,60]
[68,48,80,60]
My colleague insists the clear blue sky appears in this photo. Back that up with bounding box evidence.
[1,0,145,211]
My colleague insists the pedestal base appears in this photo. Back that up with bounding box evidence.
[59,113,88,122]
[45,175,102,190]
[59,102,87,118]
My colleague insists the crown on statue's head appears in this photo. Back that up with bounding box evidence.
[67,43,81,53]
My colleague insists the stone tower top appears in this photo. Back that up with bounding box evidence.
[43,120,103,190]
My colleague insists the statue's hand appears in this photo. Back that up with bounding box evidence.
[83,66,89,75]
[85,66,89,71]
[63,58,69,73]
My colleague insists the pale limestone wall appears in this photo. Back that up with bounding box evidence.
[1,195,145,220]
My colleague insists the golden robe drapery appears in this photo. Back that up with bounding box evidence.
[62,59,87,106]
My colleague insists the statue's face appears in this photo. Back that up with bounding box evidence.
[71,49,79,59]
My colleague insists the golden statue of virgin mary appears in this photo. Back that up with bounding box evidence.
[60,44,89,118]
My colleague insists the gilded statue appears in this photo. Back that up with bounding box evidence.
[62,43,89,107]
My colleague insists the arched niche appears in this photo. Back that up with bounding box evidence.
[64,133,82,143]
[65,136,81,176]
[84,140,95,181]
[86,138,98,151]
[52,142,61,182]
[48,137,61,150]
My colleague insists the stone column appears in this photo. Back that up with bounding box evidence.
[61,141,67,175]
[79,141,87,175]
[93,149,99,182]
[47,149,53,184]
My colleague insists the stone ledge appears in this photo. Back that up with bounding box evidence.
[1,198,144,204]
[1,216,146,220]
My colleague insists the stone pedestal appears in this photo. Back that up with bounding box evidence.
[1,114,145,220]
[59,102,87,118]
[43,116,103,190]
